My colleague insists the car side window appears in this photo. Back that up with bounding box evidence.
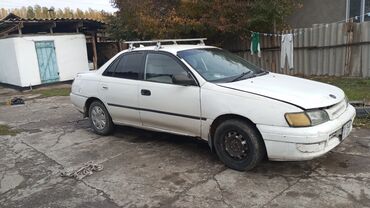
[114,52,145,80]
[144,53,190,84]
[102,57,120,77]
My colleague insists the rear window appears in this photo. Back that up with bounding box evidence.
[103,52,145,80]
[102,58,119,77]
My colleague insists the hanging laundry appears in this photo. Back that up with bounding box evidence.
[250,32,261,58]
[280,33,294,69]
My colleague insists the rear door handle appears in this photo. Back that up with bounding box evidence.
[141,89,151,96]
[101,84,108,90]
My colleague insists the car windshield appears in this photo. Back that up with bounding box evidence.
[177,48,266,83]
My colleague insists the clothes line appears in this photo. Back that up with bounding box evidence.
[249,31,294,70]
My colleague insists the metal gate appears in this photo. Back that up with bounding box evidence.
[35,41,60,83]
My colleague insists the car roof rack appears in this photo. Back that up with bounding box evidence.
[125,38,207,51]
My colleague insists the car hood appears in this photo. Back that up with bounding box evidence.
[217,73,345,109]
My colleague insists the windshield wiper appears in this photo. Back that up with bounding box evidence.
[258,71,269,75]
[231,71,252,82]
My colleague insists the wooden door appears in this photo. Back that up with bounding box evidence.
[35,41,60,83]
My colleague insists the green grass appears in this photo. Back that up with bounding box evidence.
[32,87,70,98]
[308,77,370,101]
[353,116,370,129]
[0,124,19,136]
[308,77,370,128]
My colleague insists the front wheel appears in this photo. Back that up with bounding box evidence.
[89,101,114,135]
[214,119,265,171]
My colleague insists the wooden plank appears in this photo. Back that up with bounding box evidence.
[0,24,18,36]
[91,33,98,70]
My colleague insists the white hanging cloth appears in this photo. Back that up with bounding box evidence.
[280,34,294,69]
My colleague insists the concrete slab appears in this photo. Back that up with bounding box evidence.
[265,176,370,208]
[0,96,369,207]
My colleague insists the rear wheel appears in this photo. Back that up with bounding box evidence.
[89,101,114,135]
[213,119,265,171]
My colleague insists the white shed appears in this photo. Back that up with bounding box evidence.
[0,13,105,88]
[0,34,89,87]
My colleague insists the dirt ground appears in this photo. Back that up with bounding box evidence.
[0,95,370,208]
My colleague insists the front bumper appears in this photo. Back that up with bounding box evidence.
[257,105,356,161]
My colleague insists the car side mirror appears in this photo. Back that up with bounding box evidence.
[172,73,197,86]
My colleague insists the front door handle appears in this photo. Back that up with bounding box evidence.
[101,84,108,90]
[141,89,151,96]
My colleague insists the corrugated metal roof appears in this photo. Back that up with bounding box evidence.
[0,13,106,37]
[1,13,105,24]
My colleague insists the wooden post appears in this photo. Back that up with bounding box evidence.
[76,22,83,33]
[18,22,23,35]
[49,22,56,34]
[117,41,122,51]
[91,33,98,70]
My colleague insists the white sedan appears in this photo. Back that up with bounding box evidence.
[70,39,356,171]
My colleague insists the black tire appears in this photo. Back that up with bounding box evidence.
[88,101,114,135]
[213,119,265,171]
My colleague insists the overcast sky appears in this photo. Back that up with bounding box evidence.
[1,0,117,12]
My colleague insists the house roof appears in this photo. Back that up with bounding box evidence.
[1,13,20,21]
[1,13,105,24]
[0,13,106,37]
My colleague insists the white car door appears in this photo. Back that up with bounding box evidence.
[99,51,145,126]
[138,52,202,137]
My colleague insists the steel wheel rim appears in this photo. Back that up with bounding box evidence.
[91,106,106,130]
[223,131,249,160]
